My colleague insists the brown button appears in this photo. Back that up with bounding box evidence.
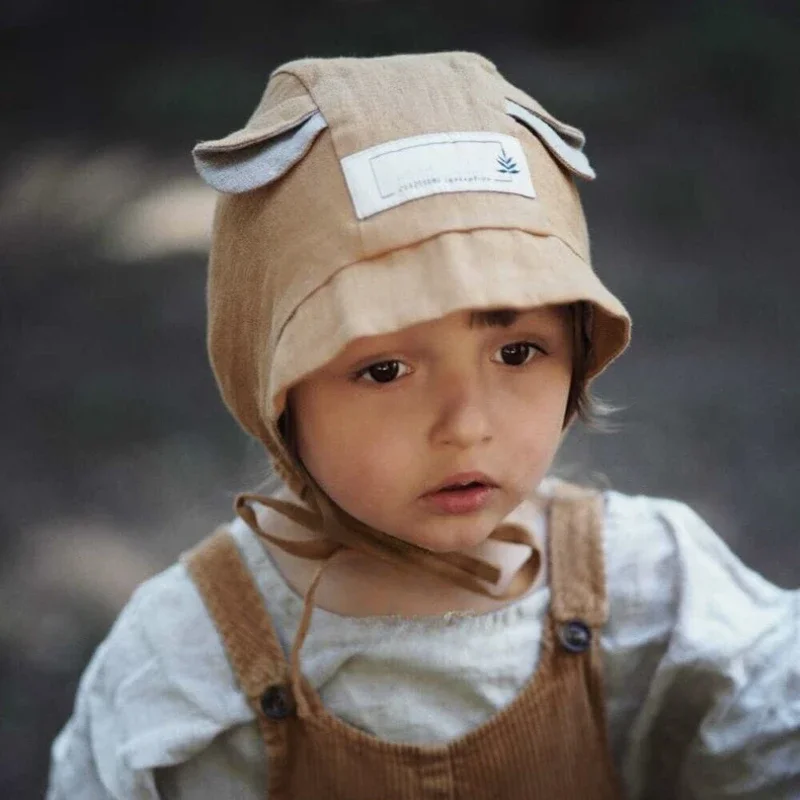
[558,620,592,653]
[260,684,295,720]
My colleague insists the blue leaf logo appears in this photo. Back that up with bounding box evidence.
[496,148,520,174]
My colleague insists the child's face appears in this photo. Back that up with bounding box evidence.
[290,305,573,553]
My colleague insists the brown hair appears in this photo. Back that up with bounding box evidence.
[568,301,597,426]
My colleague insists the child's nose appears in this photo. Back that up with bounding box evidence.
[429,376,493,449]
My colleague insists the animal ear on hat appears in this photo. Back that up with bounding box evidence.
[505,98,596,181]
[192,98,328,194]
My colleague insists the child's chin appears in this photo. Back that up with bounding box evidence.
[400,523,493,554]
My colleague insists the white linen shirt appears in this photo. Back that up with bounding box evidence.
[47,489,800,799]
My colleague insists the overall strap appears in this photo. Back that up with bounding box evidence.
[181,528,289,706]
[543,485,622,797]
[547,485,609,628]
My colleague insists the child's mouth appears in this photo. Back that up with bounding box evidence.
[423,481,495,514]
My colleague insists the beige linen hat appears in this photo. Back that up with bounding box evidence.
[193,51,631,600]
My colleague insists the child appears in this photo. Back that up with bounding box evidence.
[47,52,798,799]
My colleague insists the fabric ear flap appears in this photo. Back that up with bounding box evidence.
[193,103,328,194]
[506,99,596,181]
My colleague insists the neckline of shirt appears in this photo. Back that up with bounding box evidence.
[229,491,551,633]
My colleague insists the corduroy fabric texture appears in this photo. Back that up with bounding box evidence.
[182,485,623,799]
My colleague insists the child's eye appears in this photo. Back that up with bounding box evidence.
[355,360,410,384]
[492,342,542,367]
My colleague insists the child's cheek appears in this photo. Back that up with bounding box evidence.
[293,391,413,508]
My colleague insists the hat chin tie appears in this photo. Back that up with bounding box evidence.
[234,457,541,689]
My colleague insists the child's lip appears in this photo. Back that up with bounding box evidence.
[424,471,497,495]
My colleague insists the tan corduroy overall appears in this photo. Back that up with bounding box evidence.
[183,487,623,798]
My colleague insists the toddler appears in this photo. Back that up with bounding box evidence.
[48,52,798,799]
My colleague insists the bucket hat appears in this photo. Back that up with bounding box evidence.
[193,51,631,599]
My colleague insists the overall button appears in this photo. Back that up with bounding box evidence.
[558,620,592,653]
[260,684,295,720]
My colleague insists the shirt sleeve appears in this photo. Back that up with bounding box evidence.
[153,723,266,800]
[47,557,264,800]
[604,493,800,798]
[46,588,163,800]
[47,640,114,800]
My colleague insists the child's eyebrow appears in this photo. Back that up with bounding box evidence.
[468,309,521,329]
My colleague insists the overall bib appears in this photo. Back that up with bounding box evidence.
[183,488,623,798]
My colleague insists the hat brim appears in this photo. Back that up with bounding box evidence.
[268,227,630,418]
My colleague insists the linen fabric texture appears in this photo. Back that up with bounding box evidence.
[46,488,800,798]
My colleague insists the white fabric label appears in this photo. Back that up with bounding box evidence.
[340,132,536,219]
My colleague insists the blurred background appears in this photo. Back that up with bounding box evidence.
[1,1,798,795]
